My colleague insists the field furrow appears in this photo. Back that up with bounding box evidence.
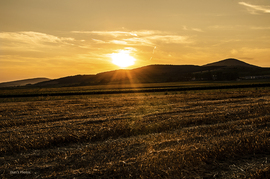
[1,89,270,178]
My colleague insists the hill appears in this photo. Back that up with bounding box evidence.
[35,75,95,87]
[34,65,217,87]
[199,58,270,81]
[95,65,210,83]
[203,58,259,68]
[31,58,270,87]
[0,78,50,88]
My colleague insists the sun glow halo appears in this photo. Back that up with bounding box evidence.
[111,50,136,68]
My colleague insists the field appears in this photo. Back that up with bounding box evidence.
[1,85,270,178]
[1,80,270,99]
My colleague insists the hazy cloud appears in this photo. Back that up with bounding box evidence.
[250,26,270,30]
[191,28,204,32]
[145,35,191,44]
[92,39,106,44]
[109,40,128,45]
[183,26,203,32]
[72,31,140,37]
[113,37,153,46]
[231,49,238,55]
[0,31,74,44]
[75,30,192,46]
[239,2,270,14]
[241,47,270,53]
[0,31,74,51]
[208,25,241,30]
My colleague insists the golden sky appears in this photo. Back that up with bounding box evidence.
[1,0,270,82]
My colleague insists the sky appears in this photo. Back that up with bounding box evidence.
[1,0,270,82]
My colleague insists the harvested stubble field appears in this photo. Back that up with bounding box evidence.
[1,88,270,178]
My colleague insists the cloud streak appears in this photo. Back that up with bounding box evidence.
[72,30,157,37]
[74,30,192,46]
[250,26,270,30]
[145,35,191,44]
[0,31,74,44]
[183,26,203,32]
[0,31,75,51]
[239,2,270,14]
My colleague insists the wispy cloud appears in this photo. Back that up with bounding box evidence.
[73,30,192,46]
[109,40,128,45]
[92,38,106,44]
[191,28,204,32]
[0,31,74,51]
[72,30,140,37]
[0,31,74,44]
[239,2,270,14]
[118,37,154,46]
[182,26,203,32]
[250,26,270,30]
[72,30,162,39]
[145,35,191,44]
[208,25,242,30]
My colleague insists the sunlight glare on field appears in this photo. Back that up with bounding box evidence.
[111,50,136,68]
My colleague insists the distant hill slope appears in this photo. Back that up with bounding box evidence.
[0,78,50,88]
[35,65,217,87]
[95,65,212,83]
[201,58,269,79]
[32,58,270,87]
[35,75,95,87]
[203,58,259,68]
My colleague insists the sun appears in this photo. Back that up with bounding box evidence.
[111,50,136,68]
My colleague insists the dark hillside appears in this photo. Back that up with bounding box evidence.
[31,58,270,87]
[35,75,95,87]
[193,58,269,81]
[95,65,219,84]
[34,65,213,87]
[130,65,217,83]
[0,78,50,88]
[203,58,259,68]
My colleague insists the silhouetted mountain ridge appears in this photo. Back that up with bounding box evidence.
[35,75,95,87]
[4,58,269,88]
[203,58,259,68]
[34,58,270,87]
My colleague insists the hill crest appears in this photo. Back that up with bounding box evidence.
[203,58,259,68]
[2,58,268,88]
